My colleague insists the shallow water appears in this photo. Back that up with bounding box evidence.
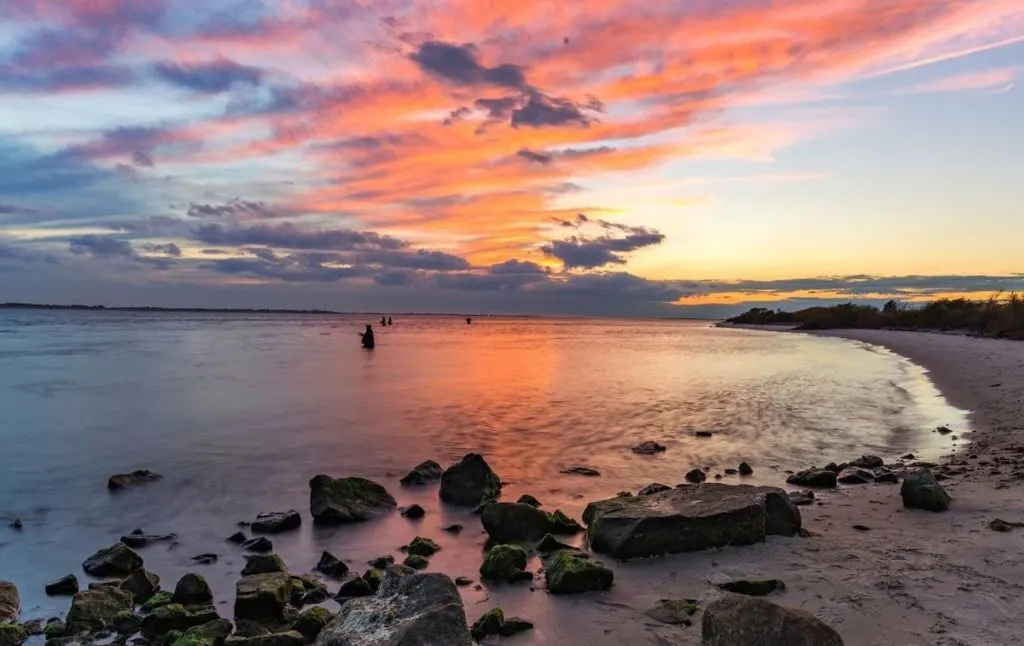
[0,311,966,640]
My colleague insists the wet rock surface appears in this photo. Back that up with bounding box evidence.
[439,454,502,506]
[701,596,845,646]
[82,544,143,577]
[399,460,443,486]
[250,511,301,534]
[107,470,162,490]
[309,476,397,525]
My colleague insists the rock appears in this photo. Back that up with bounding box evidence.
[403,555,429,570]
[645,599,699,625]
[120,569,160,603]
[406,537,440,557]
[479,545,530,583]
[516,495,541,507]
[141,605,218,635]
[717,579,785,596]
[481,503,552,542]
[241,538,273,553]
[738,462,754,476]
[233,574,293,623]
[536,534,577,554]
[498,617,533,637]
[584,484,801,559]
[251,511,301,534]
[227,532,247,545]
[361,569,384,593]
[290,576,328,606]
[141,591,174,612]
[7,519,21,531]
[837,467,874,484]
[19,620,43,636]
[399,460,443,486]
[66,587,133,634]
[901,469,951,512]
[88,581,119,590]
[83,544,143,577]
[850,455,883,469]
[786,469,837,488]
[241,554,288,577]
[989,518,1024,532]
[470,608,503,642]
[454,577,472,587]
[121,532,176,549]
[0,624,28,646]
[902,453,916,460]
[936,426,953,435]
[701,596,844,646]
[559,466,600,477]
[308,476,397,525]
[544,551,613,595]
[172,574,212,607]
[316,569,472,646]
[315,552,348,578]
[0,583,17,624]
[823,462,842,473]
[172,619,234,646]
[724,469,739,476]
[192,554,218,566]
[400,505,425,519]
[225,632,303,646]
[787,491,814,506]
[112,610,142,635]
[873,469,899,484]
[294,607,332,642]
[367,556,394,570]
[695,431,713,438]
[638,483,672,496]
[685,469,706,484]
[108,470,162,490]
[442,524,463,534]
[852,524,870,532]
[439,454,502,506]
[43,620,66,640]
[45,576,79,597]
[334,578,371,601]
[631,441,666,455]
[548,510,583,534]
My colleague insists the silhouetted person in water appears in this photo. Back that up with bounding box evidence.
[466,317,472,325]
[360,324,375,349]
[380,316,386,326]
[387,316,392,326]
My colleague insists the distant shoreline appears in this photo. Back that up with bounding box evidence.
[0,302,534,318]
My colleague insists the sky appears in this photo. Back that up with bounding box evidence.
[1,0,1023,317]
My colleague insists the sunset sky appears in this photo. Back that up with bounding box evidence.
[1,0,1023,316]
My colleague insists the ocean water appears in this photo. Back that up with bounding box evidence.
[0,311,966,640]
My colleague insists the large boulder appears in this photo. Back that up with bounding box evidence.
[0,582,18,623]
[901,469,951,512]
[701,596,844,646]
[234,574,293,623]
[0,624,27,646]
[584,484,801,559]
[120,568,160,602]
[400,460,443,486]
[316,569,472,646]
[108,469,162,490]
[481,503,551,542]
[544,551,613,595]
[172,574,213,607]
[83,543,143,577]
[251,511,301,534]
[439,454,502,507]
[66,587,133,634]
[309,476,396,525]
[242,554,288,577]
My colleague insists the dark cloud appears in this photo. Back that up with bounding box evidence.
[105,216,184,234]
[559,146,616,158]
[132,151,155,167]
[152,59,264,93]
[541,217,666,269]
[0,64,136,93]
[410,41,527,90]
[0,244,58,264]
[488,259,547,275]
[187,200,275,219]
[474,96,521,119]
[516,149,553,165]
[140,242,182,257]
[68,235,135,258]
[0,203,40,215]
[192,223,408,251]
[443,106,472,126]
[512,91,594,128]
[64,125,184,162]
[352,249,470,271]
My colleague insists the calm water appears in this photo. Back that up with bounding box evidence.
[0,311,965,641]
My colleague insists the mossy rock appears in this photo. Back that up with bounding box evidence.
[403,555,429,570]
[335,578,372,600]
[171,619,234,646]
[143,591,175,612]
[499,617,533,637]
[479,545,530,583]
[645,598,699,625]
[547,510,583,534]
[308,476,396,525]
[43,621,67,640]
[361,568,384,593]
[66,586,134,634]
[294,607,333,641]
[470,608,503,642]
[0,624,28,646]
[544,551,613,595]
[289,576,328,606]
[140,604,218,635]
[233,573,292,624]
[241,555,288,577]
[406,537,440,557]
[112,610,143,634]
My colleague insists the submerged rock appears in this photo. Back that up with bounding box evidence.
[786,468,838,488]
[44,575,78,597]
[405,537,440,557]
[241,538,273,553]
[402,555,429,570]
[172,574,213,607]
[837,468,874,484]
[241,554,288,577]
[192,553,218,566]
[121,531,177,549]
[685,469,706,484]
[631,441,666,455]
[717,579,786,596]
[83,544,143,577]
[120,568,160,603]
[559,466,601,477]
[584,484,801,559]
[309,476,397,525]
[400,504,425,519]
[645,599,699,625]
[399,460,443,486]
[442,524,463,534]
[108,470,162,490]
[66,587,133,634]
[544,551,613,595]
[0,583,19,623]
[701,596,844,646]
[638,483,672,496]
[439,454,502,506]
[479,545,530,584]
[316,569,472,646]
[315,552,348,578]
[233,574,292,623]
[251,511,301,534]
[227,532,247,545]
[901,469,951,512]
